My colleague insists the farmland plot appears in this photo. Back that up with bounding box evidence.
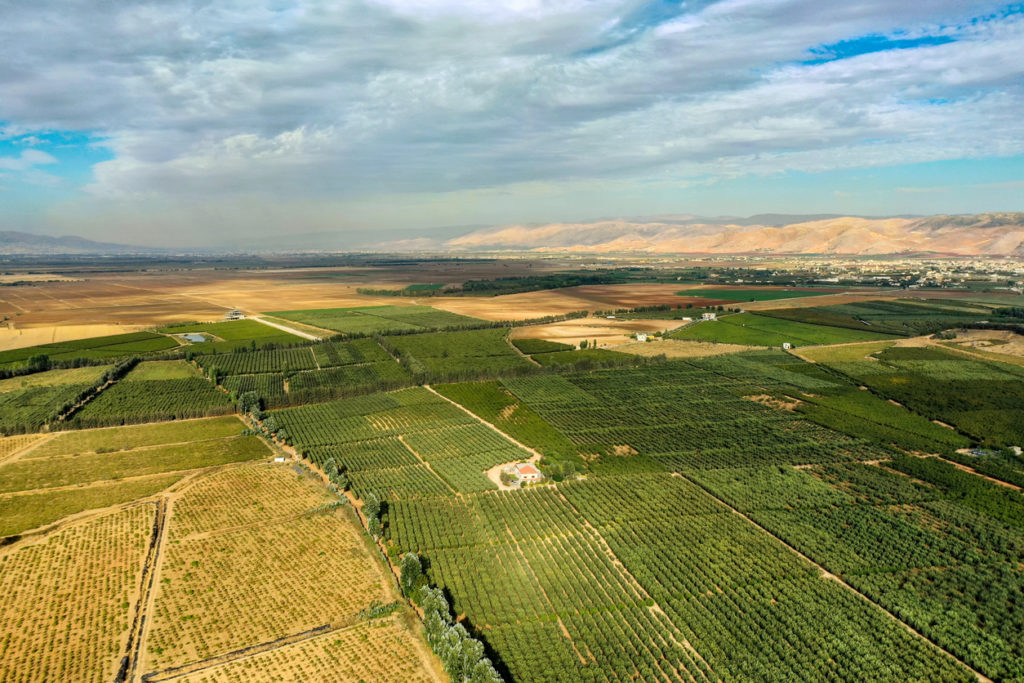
[0,505,154,683]
[175,616,439,683]
[145,465,393,672]
[28,415,244,457]
[68,377,233,428]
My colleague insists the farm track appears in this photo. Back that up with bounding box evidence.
[505,331,541,366]
[140,623,333,682]
[424,384,544,462]
[249,316,322,341]
[680,472,993,683]
[0,433,53,465]
[119,498,167,682]
[397,435,459,495]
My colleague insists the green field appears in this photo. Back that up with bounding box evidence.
[671,312,898,346]
[0,436,269,494]
[0,474,182,537]
[268,305,484,335]
[0,365,111,392]
[67,378,234,429]
[758,298,999,336]
[679,288,841,302]
[123,360,203,381]
[28,415,244,457]
[0,331,179,369]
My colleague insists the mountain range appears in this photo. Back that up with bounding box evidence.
[4,213,1024,256]
[442,213,1024,256]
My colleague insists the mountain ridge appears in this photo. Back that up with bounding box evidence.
[443,212,1024,256]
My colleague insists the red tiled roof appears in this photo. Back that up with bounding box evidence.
[517,464,540,475]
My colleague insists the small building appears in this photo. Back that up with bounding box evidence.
[782,342,792,350]
[636,333,648,343]
[224,309,243,320]
[511,462,543,483]
[606,315,616,319]
[273,456,287,463]
[702,312,717,321]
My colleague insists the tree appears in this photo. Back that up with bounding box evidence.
[400,553,424,597]
[26,354,50,373]
[580,340,588,349]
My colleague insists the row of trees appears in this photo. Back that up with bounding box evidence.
[401,554,503,683]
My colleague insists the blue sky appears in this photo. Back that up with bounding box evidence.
[1,0,1022,246]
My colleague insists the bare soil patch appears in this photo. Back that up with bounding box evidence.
[510,316,680,347]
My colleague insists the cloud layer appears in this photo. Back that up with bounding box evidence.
[1,0,1022,244]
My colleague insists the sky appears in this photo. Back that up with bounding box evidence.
[1,0,1023,248]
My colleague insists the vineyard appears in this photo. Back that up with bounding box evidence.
[273,387,532,497]
[28,415,244,457]
[175,616,440,682]
[67,377,234,428]
[671,312,897,346]
[144,464,400,672]
[0,505,154,683]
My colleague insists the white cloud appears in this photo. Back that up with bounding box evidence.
[0,0,1021,242]
[0,149,58,172]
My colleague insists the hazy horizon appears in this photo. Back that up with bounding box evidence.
[2,1,1023,247]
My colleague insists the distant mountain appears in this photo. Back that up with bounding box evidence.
[0,231,164,255]
[444,213,1024,256]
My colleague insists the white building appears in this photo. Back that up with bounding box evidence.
[782,342,792,350]
[702,312,717,321]
[506,462,543,483]
[636,333,648,342]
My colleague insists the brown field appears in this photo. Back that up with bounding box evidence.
[176,615,441,683]
[614,339,761,357]
[141,463,409,675]
[0,504,154,683]
[943,329,1024,357]
[433,283,721,320]
[0,433,45,463]
[0,323,149,351]
[166,463,337,539]
[509,315,683,347]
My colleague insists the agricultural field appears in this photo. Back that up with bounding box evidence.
[4,260,1024,682]
[175,616,440,683]
[0,330,180,370]
[143,464,405,673]
[0,505,155,683]
[123,359,203,380]
[28,415,245,457]
[758,298,1001,337]
[274,387,532,496]
[0,381,95,434]
[677,287,840,301]
[0,364,111,391]
[268,305,484,335]
[0,435,269,494]
[671,312,897,346]
[0,473,182,538]
[383,328,536,379]
[68,377,234,428]
[158,319,306,353]
[819,344,1024,447]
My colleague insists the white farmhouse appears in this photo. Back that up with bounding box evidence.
[636,333,648,342]
[702,312,717,321]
